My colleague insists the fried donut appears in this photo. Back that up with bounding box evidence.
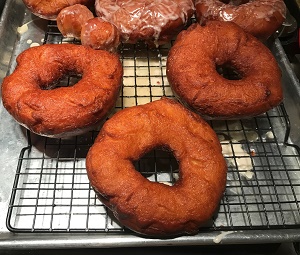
[94,0,195,46]
[86,98,227,236]
[195,0,286,40]
[1,44,122,138]
[81,17,121,52]
[57,4,94,39]
[22,0,94,20]
[166,21,283,119]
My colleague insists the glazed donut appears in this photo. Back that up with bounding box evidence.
[22,0,94,20]
[81,17,121,52]
[195,0,286,40]
[86,98,227,236]
[57,4,94,39]
[94,0,195,46]
[1,44,122,138]
[166,21,283,119]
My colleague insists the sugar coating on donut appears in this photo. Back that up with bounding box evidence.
[81,17,121,52]
[195,0,286,39]
[57,4,94,39]
[95,0,195,45]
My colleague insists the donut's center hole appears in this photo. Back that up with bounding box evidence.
[41,74,82,90]
[216,64,243,80]
[219,0,249,5]
[134,147,179,186]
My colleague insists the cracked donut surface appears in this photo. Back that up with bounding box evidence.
[86,98,227,237]
[166,21,283,119]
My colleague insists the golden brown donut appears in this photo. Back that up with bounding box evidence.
[86,98,227,236]
[166,21,283,120]
[81,17,121,52]
[57,4,94,39]
[94,0,195,46]
[22,0,94,20]
[195,0,286,40]
[1,44,122,138]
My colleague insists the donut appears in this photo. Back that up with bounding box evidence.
[22,0,94,20]
[57,4,94,39]
[86,97,227,236]
[166,21,283,120]
[195,0,286,40]
[1,44,122,138]
[94,0,195,46]
[81,17,121,52]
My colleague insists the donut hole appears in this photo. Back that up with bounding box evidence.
[219,0,249,5]
[133,147,179,186]
[216,63,243,80]
[41,73,82,90]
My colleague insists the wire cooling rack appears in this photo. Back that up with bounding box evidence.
[6,21,300,233]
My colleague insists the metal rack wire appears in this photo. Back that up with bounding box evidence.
[6,21,300,233]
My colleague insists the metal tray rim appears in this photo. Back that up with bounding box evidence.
[0,0,300,249]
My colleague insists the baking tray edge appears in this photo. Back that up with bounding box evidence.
[0,0,300,249]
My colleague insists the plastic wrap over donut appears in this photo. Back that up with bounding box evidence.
[56,4,94,39]
[15,118,106,139]
[81,18,121,52]
[195,0,286,39]
[95,0,195,46]
[22,0,93,20]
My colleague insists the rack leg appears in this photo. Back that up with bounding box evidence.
[294,242,300,255]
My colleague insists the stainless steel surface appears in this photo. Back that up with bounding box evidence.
[272,40,300,147]
[0,243,292,255]
[0,0,30,233]
[0,0,300,250]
